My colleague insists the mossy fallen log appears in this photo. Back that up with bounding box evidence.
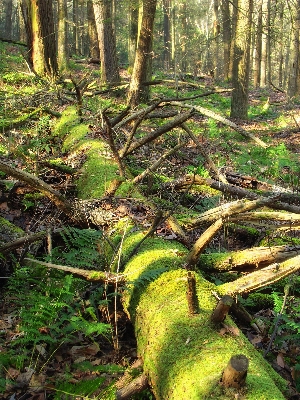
[52,106,288,399]
[121,232,287,399]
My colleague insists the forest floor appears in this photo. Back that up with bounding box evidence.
[0,42,300,399]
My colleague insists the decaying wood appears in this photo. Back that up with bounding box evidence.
[219,254,300,295]
[186,271,199,315]
[23,258,125,284]
[221,355,249,388]
[120,110,194,157]
[199,244,300,272]
[116,374,148,400]
[169,101,268,148]
[0,160,88,227]
[186,196,279,230]
[184,218,223,269]
[0,228,63,254]
[211,295,234,324]
[229,211,300,226]
[132,141,186,184]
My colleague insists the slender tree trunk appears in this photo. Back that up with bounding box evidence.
[57,0,68,71]
[127,0,157,107]
[253,0,262,87]
[93,0,120,85]
[230,0,253,119]
[228,0,238,81]
[260,0,268,87]
[278,1,284,87]
[72,0,79,55]
[220,0,231,81]
[163,0,171,71]
[128,0,138,68]
[87,0,100,59]
[4,0,13,40]
[288,0,300,98]
[212,0,220,79]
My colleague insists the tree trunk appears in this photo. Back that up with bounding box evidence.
[288,0,300,98]
[93,0,120,85]
[230,0,253,119]
[57,0,68,71]
[163,0,171,71]
[128,0,138,68]
[20,0,58,79]
[260,0,268,87]
[253,0,262,87]
[87,0,100,60]
[220,0,231,81]
[127,0,157,107]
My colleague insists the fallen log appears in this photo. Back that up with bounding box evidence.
[198,244,300,271]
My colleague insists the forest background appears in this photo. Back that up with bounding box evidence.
[0,0,300,399]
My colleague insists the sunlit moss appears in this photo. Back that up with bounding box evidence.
[121,232,287,400]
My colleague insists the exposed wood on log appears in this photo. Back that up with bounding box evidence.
[221,355,249,388]
[199,244,300,272]
[186,271,199,315]
[184,218,223,269]
[23,258,125,283]
[171,174,300,215]
[116,374,148,400]
[168,101,268,148]
[0,160,88,227]
[186,196,280,230]
[220,254,300,295]
[211,295,234,324]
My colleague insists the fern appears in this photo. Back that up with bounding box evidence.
[46,226,105,269]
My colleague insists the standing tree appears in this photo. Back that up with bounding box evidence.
[87,0,100,59]
[20,0,58,79]
[230,0,253,119]
[127,0,157,107]
[93,0,120,85]
[57,0,69,72]
[128,0,138,68]
[288,0,300,99]
[220,0,231,81]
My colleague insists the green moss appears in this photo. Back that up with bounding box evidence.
[260,236,300,247]
[0,216,24,246]
[121,231,287,400]
[52,106,80,138]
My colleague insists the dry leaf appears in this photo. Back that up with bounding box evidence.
[276,353,285,368]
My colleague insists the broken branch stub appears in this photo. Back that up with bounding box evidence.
[221,354,249,388]
[211,295,234,324]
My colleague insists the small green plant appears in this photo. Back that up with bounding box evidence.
[47,226,105,269]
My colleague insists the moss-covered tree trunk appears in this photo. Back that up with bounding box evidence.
[28,106,288,399]
[120,232,287,399]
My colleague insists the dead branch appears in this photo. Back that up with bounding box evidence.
[219,254,300,295]
[0,228,63,254]
[229,211,300,226]
[186,196,280,230]
[199,244,300,272]
[168,101,268,148]
[171,174,300,214]
[120,110,194,157]
[102,111,126,177]
[184,218,223,270]
[181,122,228,184]
[132,141,186,184]
[0,160,88,227]
[23,258,125,283]
[121,100,162,157]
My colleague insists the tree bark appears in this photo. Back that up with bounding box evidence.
[127,0,157,106]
